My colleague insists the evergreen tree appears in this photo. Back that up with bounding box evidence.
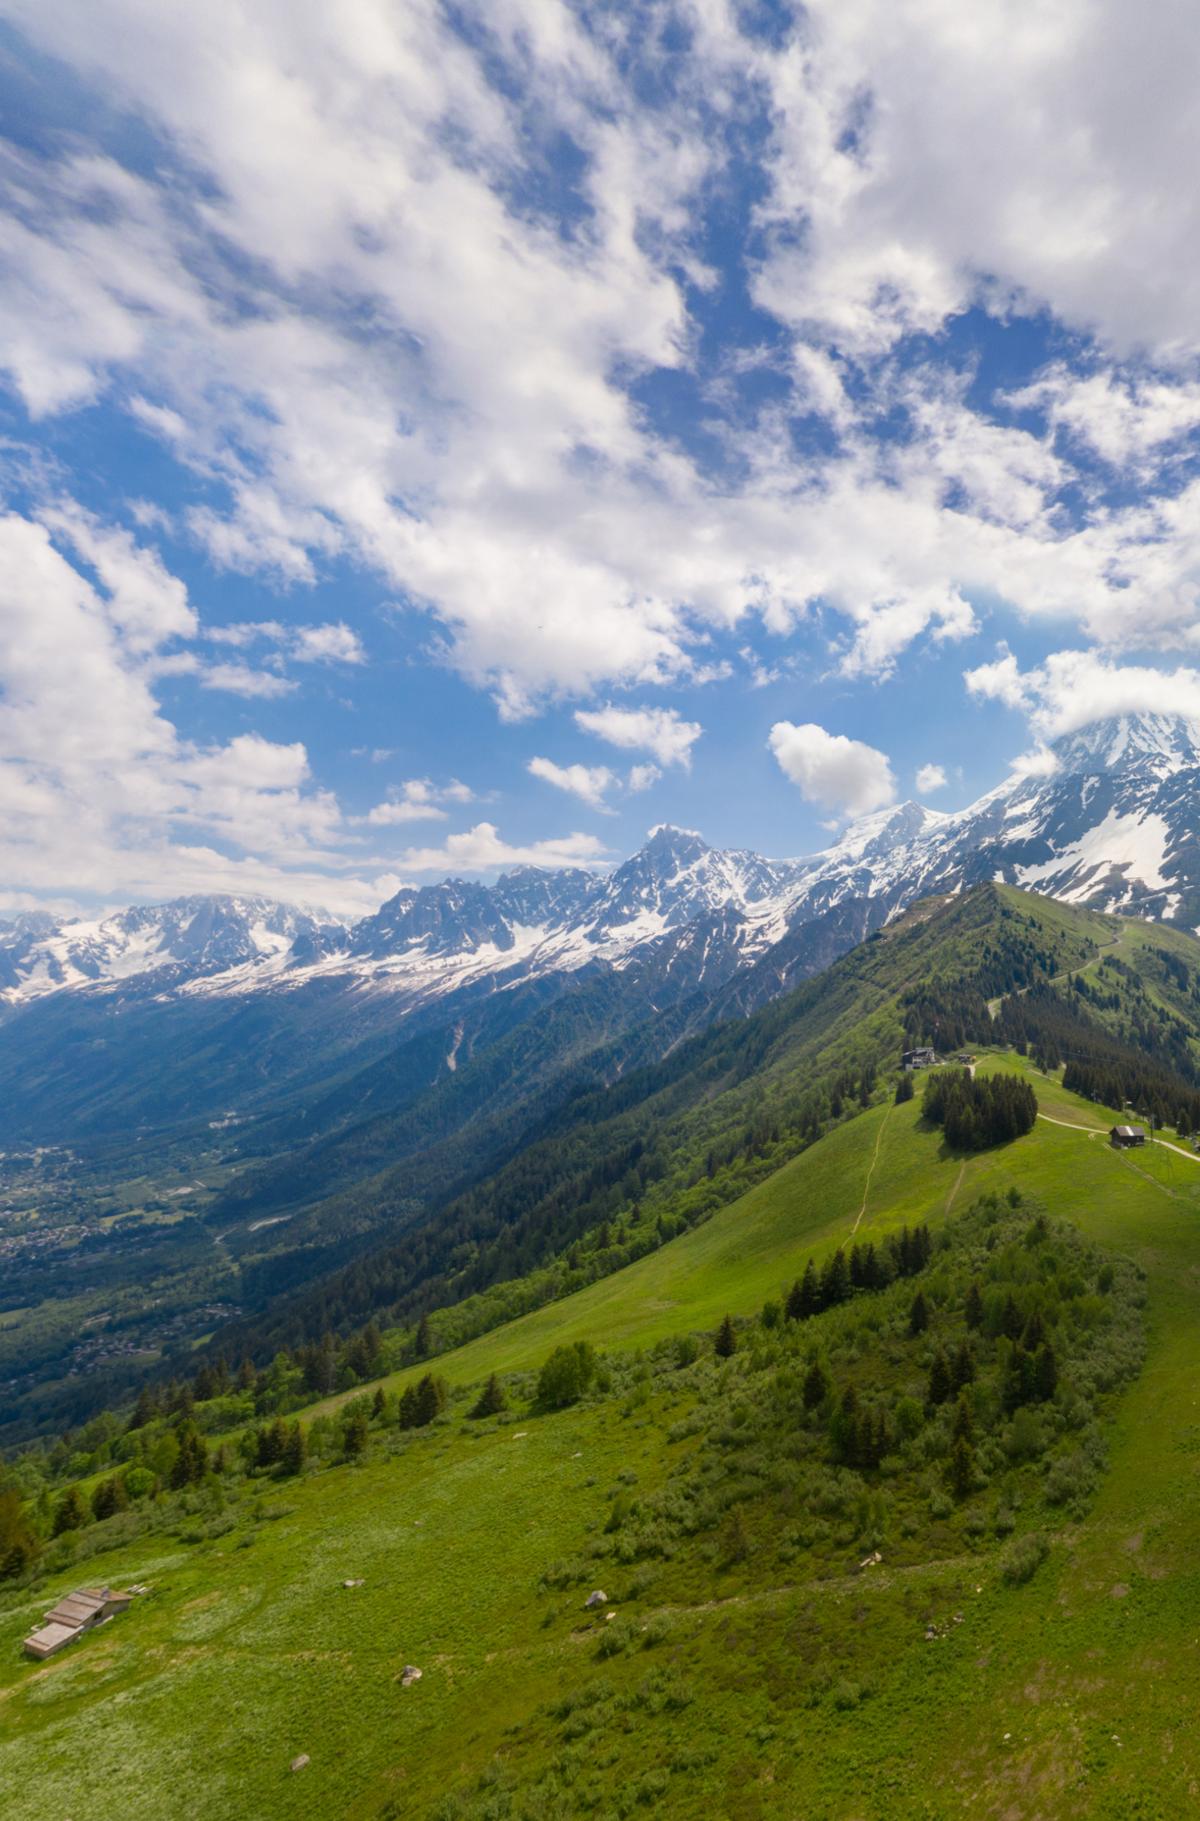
[802,1359,830,1411]
[951,1339,976,1391]
[895,1072,915,1103]
[371,1387,387,1420]
[927,1349,952,1406]
[91,1476,127,1521]
[1021,1310,1046,1351]
[414,1313,432,1359]
[342,1410,369,1458]
[413,1374,447,1426]
[908,1290,930,1336]
[964,1280,984,1330]
[470,1373,507,1419]
[951,1392,974,1444]
[127,1385,157,1432]
[1000,1294,1023,1340]
[714,1314,738,1359]
[948,1434,975,1500]
[820,1248,851,1308]
[53,1486,88,1536]
[281,1423,307,1476]
[1034,1342,1058,1402]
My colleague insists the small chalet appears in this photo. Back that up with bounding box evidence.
[1110,1125,1147,1150]
[23,1586,133,1660]
[902,1048,938,1071]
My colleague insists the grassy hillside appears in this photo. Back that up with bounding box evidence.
[5,1047,1200,1819]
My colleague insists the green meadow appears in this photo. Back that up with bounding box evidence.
[5,1051,1200,1818]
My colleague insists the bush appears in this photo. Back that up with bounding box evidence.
[1000,1530,1049,1585]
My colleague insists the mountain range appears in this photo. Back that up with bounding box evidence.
[2,711,1197,1027]
[0,709,1197,1425]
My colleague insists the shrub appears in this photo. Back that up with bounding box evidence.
[1000,1530,1049,1585]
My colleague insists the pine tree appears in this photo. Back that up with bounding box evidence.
[964,1280,984,1330]
[53,1486,88,1535]
[342,1410,369,1458]
[1034,1342,1058,1402]
[1021,1310,1046,1351]
[470,1373,507,1419]
[281,1423,307,1476]
[802,1358,830,1411]
[895,1072,915,1104]
[1000,1294,1023,1340]
[413,1374,446,1426]
[91,1476,127,1521]
[414,1313,432,1359]
[951,1339,976,1391]
[927,1350,952,1406]
[714,1314,738,1359]
[820,1248,851,1308]
[127,1385,157,1432]
[908,1290,930,1336]
[371,1387,387,1420]
[951,1392,974,1444]
[948,1435,975,1501]
[398,1384,420,1430]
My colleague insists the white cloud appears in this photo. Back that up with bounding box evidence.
[965,647,1200,741]
[768,721,896,818]
[915,763,947,794]
[2,0,1200,714]
[209,619,365,664]
[627,762,661,793]
[527,757,617,810]
[574,704,702,768]
[397,822,610,875]
[362,778,475,826]
[200,662,296,699]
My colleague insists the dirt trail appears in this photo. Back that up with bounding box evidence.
[851,1105,892,1235]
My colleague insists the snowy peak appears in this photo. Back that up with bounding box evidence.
[1051,713,1200,775]
[2,713,1198,1017]
[0,896,339,1002]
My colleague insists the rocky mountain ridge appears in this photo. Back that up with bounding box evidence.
[2,712,1198,1018]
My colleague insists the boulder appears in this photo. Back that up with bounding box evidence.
[584,1590,608,1610]
[400,1665,423,1687]
[290,1755,310,1773]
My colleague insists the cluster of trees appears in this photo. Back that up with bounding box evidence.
[599,1190,1144,1584]
[922,1071,1037,1150]
[784,1225,933,1322]
[1063,1061,1200,1135]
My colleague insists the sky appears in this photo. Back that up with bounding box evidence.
[4,1,1200,919]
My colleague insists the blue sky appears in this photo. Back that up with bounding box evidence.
[2,1,1200,916]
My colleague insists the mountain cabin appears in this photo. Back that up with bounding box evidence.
[901,1048,938,1071]
[23,1586,133,1660]
[1109,1125,1147,1149]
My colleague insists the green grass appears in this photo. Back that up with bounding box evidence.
[6,1060,1200,1818]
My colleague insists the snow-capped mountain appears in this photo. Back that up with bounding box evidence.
[0,896,339,1000]
[1,712,1197,1020]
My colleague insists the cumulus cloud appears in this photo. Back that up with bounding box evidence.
[965,647,1200,740]
[915,763,947,794]
[397,823,610,875]
[574,704,702,768]
[767,721,896,818]
[527,757,617,810]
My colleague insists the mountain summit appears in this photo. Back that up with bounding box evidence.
[1,713,1197,1018]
